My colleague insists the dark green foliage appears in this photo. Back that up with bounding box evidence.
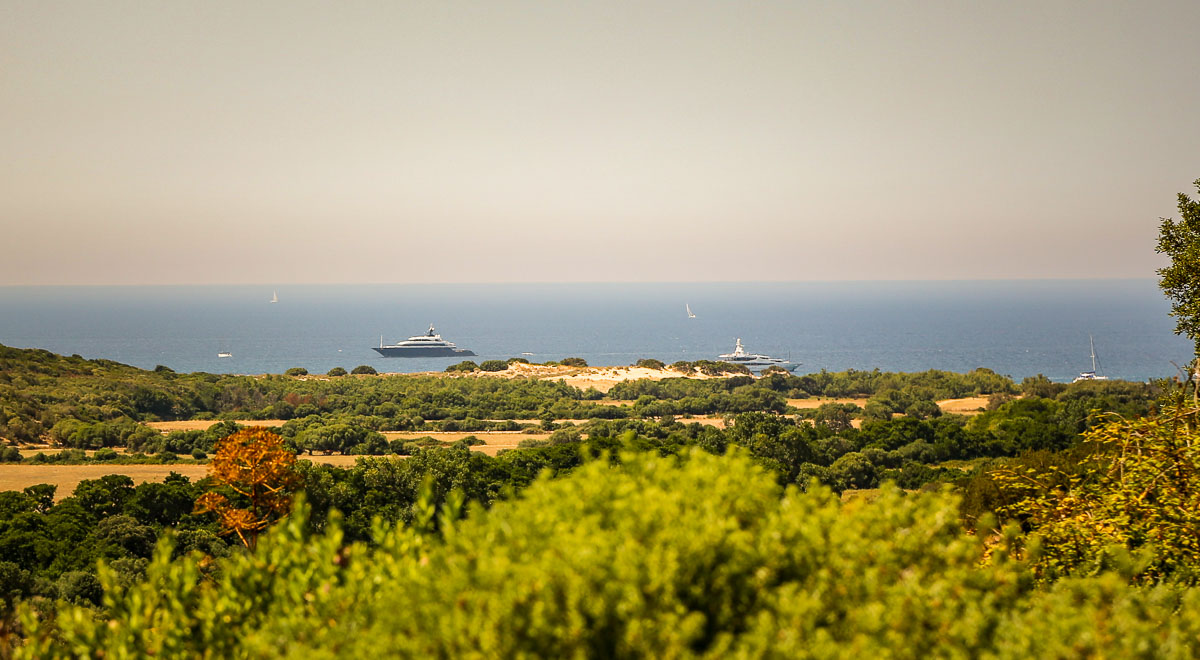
[1022,374,1067,398]
[284,367,308,376]
[445,360,479,372]
[326,367,347,377]
[635,358,665,369]
[298,423,384,455]
[1157,178,1200,357]
[559,357,588,367]
[0,472,214,621]
[478,360,508,372]
[56,570,102,606]
[351,365,378,375]
[0,561,35,610]
[828,451,879,490]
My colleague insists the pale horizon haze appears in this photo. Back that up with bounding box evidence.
[2,1,1198,285]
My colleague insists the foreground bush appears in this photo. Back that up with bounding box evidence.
[17,451,1200,657]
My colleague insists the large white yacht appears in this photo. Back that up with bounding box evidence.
[373,325,476,358]
[717,338,798,372]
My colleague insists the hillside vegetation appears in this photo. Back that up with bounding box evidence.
[16,450,1200,658]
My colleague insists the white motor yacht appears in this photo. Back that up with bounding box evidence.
[717,338,798,372]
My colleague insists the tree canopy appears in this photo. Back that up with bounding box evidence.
[1156,178,1200,359]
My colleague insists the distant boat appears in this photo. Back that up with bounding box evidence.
[686,303,696,319]
[1072,334,1109,383]
[270,290,278,304]
[217,351,233,358]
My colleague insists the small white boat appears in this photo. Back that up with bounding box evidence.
[217,351,233,358]
[686,303,696,319]
[270,290,279,304]
[1072,334,1109,383]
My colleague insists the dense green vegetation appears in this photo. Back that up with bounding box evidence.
[14,451,1200,657]
[0,474,227,617]
[0,340,1167,637]
[0,346,1193,654]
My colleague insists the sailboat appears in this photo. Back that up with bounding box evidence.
[686,303,696,319]
[270,290,279,304]
[1072,334,1109,383]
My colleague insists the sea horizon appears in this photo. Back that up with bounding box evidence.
[0,279,1191,383]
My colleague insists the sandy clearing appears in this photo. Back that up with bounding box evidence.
[424,363,732,394]
[936,397,991,415]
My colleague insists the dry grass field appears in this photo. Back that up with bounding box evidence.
[380,431,553,456]
[787,397,868,409]
[6,393,996,500]
[0,464,211,501]
[144,420,289,432]
[788,396,991,416]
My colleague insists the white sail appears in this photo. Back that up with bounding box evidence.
[686,303,695,319]
[270,290,279,303]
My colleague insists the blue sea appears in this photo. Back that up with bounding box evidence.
[0,280,1192,383]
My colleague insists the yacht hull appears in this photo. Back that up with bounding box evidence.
[372,347,476,358]
[719,360,798,372]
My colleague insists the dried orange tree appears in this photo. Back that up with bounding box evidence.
[194,427,302,549]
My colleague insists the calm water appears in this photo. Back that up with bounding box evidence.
[0,280,1192,383]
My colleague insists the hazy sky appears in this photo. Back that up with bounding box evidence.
[2,1,1198,285]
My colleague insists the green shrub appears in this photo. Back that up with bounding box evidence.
[284,367,308,377]
[635,358,665,370]
[351,365,378,375]
[445,361,479,373]
[452,436,486,449]
[327,367,348,377]
[560,357,588,368]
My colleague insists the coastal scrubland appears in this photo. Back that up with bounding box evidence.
[1,339,1189,655]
